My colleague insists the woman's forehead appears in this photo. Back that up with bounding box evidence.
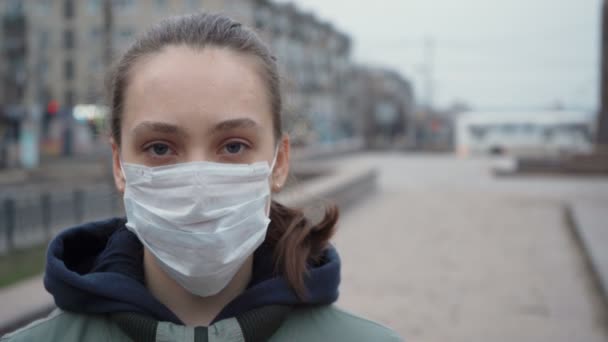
[122,45,273,133]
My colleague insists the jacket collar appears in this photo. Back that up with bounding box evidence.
[111,305,292,342]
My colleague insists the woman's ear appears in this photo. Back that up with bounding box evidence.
[272,134,290,192]
[111,138,126,194]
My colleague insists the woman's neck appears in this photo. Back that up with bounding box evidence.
[143,248,253,326]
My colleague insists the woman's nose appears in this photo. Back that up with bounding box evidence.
[186,147,210,163]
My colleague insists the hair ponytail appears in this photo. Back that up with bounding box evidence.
[267,201,339,299]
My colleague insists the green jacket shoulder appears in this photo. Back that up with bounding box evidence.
[1,309,130,342]
[272,305,402,342]
[2,306,402,342]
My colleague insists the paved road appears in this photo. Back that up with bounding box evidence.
[333,153,608,342]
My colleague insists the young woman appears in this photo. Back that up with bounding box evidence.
[2,13,400,342]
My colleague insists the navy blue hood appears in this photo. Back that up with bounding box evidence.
[44,218,341,324]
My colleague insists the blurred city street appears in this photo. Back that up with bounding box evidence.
[1,0,607,340]
[333,153,608,342]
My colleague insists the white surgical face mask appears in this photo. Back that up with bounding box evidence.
[121,152,278,297]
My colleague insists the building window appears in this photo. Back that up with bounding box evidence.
[113,27,134,44]
[37,58,49,77]
[255,8,269,30]
[38,30,50,50]
[113,0,136,12]
[64,0,75,19]
[89,27,101,40]
[64,29,75,49]
[120,28,134,40]
[33,0,53,16]
[65,89,75,106]
[185,0,200,10]
[155,0,167,11]
[89,58,103,73]
[6,0,23,15]
[64,59,74,81]
[87,0,101,14]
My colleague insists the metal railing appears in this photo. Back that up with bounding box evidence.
[0,185,123,254]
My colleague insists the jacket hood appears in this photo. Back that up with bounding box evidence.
[44,218,341,324]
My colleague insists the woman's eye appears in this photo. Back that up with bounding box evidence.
[147,143,171,156]
[222,142,247,155]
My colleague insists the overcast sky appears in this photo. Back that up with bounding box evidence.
[281,0,602,112]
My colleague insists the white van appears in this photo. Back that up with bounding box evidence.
[456,111,593,157]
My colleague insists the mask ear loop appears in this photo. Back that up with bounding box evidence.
[119,159,126,180]
[269,145,280,172]
[115,159,129,198]
[267,145,280,217]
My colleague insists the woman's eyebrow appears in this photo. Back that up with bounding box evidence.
[210,118,260,134]
[131,121,189,137]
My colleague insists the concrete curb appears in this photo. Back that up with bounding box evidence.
[290,139,364,162]
[0,305,55,337]
[0,163,378,336]
[277,165,377,210]
[0,170,27,186]
[493,154,608,176]
[0,275,55,336]
[566,201,608,309]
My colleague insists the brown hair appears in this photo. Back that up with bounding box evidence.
[107,12,338,299]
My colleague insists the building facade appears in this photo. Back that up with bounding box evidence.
[0,0,414,167]
[0,0,239,108]
[344,66,416,149]
[249,1,353,145]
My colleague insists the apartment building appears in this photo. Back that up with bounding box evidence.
[0,0,415,167]
[252,1,352,144]
[0,0,239,108]
[1,0,353,138]
[344,66,416,149]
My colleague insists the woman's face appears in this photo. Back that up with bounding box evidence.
[111,45,289,193]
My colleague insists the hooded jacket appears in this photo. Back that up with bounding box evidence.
[1,218,401,341]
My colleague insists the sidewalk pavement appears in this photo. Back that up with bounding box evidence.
[332,153,608,342]
[568,201,608,308]
[0,275,53,336]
